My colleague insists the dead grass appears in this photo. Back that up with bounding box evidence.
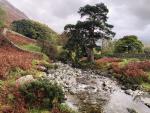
[0,35,41,78]
[6,31,36,45]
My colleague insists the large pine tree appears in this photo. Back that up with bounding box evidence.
[65,3,115,62]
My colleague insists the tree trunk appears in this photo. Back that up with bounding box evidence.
[87,48,94,62]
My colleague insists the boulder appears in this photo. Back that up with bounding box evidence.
[125,89,133,95]
[16,75,35,87]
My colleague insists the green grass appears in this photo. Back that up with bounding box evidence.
[21,44,50,61]
[21,44,42,53]
[119,58,140,67]
[59,103,78,113]
[142,83,150,91]
[28,108,50,113]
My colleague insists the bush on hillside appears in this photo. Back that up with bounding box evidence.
[58,104,78,113]
[112,61,149,88]
[18,78,65,109]
[11,19,59,43]
[57,50,71,63]
[37,39,59,60]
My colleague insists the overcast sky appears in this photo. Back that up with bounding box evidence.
[7,0,150,43]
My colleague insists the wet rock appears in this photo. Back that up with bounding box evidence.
[102,82,106,87]
[76,77,87,84]
[140,95,150,108]
[127,108,138,113]
[125,89,133,95]
[69,88,77,95]
[121,86,128,90]
[145,103,150,108]
[85,86,95,90]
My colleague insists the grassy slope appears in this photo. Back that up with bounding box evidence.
[0,7,6,27]
[0,31,52,112]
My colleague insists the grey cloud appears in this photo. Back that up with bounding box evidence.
[7,0,150,43]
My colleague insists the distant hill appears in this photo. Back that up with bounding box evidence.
[0,0,28,26]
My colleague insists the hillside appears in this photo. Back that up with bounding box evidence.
[0,0,28,26]
[0,28,43,78]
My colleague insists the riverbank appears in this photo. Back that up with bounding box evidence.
[45,62,150,113]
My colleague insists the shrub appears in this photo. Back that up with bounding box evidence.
[58,104,77,113]
[112,61,149,87]
[18,78,65,109]
[94,54,102,60]
[96,57,122,63]
[37,39,59,60]
[114,35,144,53]
[11,19,59,42]
[0,46,41,78]
[144,47,150,54]
[95,57,122,70]
[58,50,71,63]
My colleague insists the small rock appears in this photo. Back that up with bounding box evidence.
[125,89,133,95]
[140,96,150,108]
[37,65,47,72]
[64,95,67,100]
[16,75,34,87]
[69,88,77,95]
[84,86,95,90]
[127,108,138,113]
[145,103,150,108]
[121,86,128,90]
[102,82,106,87]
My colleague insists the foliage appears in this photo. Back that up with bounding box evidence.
[114,35,144,53]
[11,19,59,43]
[96,57,122,63]
[95,57,121,70]
[37,39,59,60]
[29,108,50,113]
[0,45,41,78]
[95,46,101,52]
[112,61,149,88]
[8,68,27,79]
[58,104,78,113]
[18,78,65,109]
[58,32,69,46]
[144,47,150,54]
[142,83,150,92]
[94,54,102,59]
[57,50,71,63]
[0,7,6,28]
[64,3,115,62]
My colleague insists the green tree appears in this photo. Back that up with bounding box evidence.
[114,35,144,53]
[64,24,84,64]
[64,3,115,62]
[11,19,58,42]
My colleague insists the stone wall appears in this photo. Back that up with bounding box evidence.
[113,53,150,59]
[0,28,43,58]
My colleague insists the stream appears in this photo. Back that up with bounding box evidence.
[47,62,150,113]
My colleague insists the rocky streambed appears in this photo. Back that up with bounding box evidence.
[46,62,150,113]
